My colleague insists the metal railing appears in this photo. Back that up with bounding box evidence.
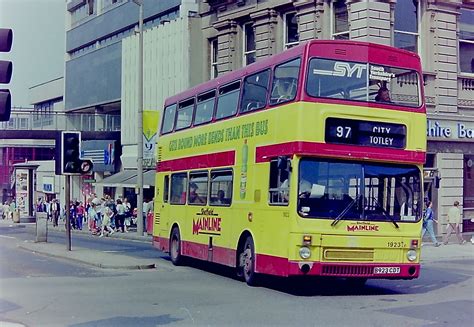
[0,109,121,132]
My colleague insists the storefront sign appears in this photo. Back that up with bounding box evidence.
[427,120,474,139]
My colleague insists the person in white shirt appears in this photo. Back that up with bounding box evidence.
[443,201,466,245]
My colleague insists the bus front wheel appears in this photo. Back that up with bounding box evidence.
[239,237,258,286]
[170,227,183,266]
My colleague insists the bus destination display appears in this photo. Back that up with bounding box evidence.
[325,118,406,149]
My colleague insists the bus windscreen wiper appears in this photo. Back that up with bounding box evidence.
[331,195,360,227]
[372,198,399,229]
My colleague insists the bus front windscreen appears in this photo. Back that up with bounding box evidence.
[306,58,421,107]
[297,159,422,223]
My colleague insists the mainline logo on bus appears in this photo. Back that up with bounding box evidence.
[347,222,380,232]
[192,215,222,235]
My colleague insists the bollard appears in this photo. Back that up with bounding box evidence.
[36,212,48,242]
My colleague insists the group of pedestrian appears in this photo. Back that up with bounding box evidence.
[1,200,16,220]
[85,195,134,237]
[421,200,467,246]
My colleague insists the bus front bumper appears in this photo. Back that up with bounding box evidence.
[286,261,420,279]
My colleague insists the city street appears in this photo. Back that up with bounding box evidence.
[0,222,472,326]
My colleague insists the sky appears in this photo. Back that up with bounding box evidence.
[0,0,65,108]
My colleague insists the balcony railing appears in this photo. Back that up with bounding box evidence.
[0,109,121,132]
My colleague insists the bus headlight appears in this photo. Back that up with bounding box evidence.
[407,250,417,262]
[299,247,311,259]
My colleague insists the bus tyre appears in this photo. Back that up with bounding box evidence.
[170,227,183,266]
[240,237,258,286]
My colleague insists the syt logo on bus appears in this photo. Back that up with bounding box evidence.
[192,208,222,235]
[314,62,366,78]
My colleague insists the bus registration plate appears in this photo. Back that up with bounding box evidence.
[374,267,400,274]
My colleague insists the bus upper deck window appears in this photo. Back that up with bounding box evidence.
[215,81,241,120]
[270,58,301,105]
[306,58,421,107]
[176,98,195,130]
[162,104,177,134]
[240,69,270,113]
[194,90,216,125]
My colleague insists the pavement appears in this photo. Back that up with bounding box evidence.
[1,218,473,270]
[0,218,158,270]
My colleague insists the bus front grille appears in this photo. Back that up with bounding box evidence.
[321,264,373,276]
[323,248,374,261]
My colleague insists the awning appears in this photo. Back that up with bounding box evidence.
[97,170,137,188]
[121,170,155,188]
[97,170,155,189]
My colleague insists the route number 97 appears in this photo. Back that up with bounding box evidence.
[336,126,351,138]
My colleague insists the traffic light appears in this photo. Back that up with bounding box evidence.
[61,131,93,175]
[0,28,13,122]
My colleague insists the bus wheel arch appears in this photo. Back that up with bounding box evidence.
[236,232,258,286]
[170,224,183,266]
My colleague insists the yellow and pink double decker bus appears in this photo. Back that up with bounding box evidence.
[153,40,426,286]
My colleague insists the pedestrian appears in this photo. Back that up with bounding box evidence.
[44,199,51,221]
[443,201,466,245]
[51,199,60,227]
[421,201,441,247]
[69,201,77,229]
[115,199,126,233]
[123,197,132,230]
[100,205,115,237]
[76,201,84,230]
[88,202,100,235]
[9,200,16,220]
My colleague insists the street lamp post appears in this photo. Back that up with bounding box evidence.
[132,0,144,236]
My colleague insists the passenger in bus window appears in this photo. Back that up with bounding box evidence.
[216,190,227,205]
[375,86,391,103]
[189,183,205,204]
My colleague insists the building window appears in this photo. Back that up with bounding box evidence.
[464,155,474,209]
[210,39,218,79]
[394,0,419,53]
[284,12,299,49]
[243,23,256,66]
[331,0,349,40]
[459,8,474,74]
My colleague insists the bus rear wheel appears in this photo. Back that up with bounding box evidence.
[238,236,258,286]
[170,227,183,266]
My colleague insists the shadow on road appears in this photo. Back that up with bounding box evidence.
[173,256,473,297]
[70,314,182,327]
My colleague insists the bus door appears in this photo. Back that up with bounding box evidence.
[423,168,440,233]
[186,172,215,261]
[423,168,439,205]
[156,174,171,241]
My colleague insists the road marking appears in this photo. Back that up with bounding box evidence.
[0,235,15,239]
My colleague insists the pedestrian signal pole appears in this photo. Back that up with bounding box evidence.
[65,175,71,251]
[0,28,13,121]
[59,131,93,251]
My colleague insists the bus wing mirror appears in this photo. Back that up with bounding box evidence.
[277,156,291,171]
[435,176,441,188]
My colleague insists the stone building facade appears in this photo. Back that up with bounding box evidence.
[198,0,474,237]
